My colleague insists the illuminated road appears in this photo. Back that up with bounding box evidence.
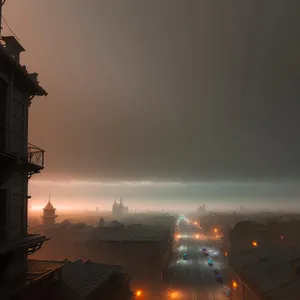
[133,216,229,299]
[164,217,230,300]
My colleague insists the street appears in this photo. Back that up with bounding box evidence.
[134,216,230,299]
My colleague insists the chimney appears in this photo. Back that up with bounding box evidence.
[28,72,39,84]
[2,36,25,63]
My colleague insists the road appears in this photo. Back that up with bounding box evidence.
[165,216,229,299]
[134,216,230,299]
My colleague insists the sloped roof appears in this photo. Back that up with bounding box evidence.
[0,38,47,96]
[43,201,55,210]
[25,259,67,285]
[61,260,121,300]
[231,246,300,297]
[267,278,300,300]
[73,226,169,243]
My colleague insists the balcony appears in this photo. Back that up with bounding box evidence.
[27,143,45,178]
[28,143,44,168]
[0,233,47,256]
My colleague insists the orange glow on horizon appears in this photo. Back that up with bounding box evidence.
[30,205,74,212]
[30,206,44,211]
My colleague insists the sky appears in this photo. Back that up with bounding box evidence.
[2,1,300,210]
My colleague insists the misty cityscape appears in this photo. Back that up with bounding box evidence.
[1,1,300,299]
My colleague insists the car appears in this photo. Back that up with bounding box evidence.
[202,248,207,252]
[183,253,188,260]
[215,273,223,282]
[213,269,220,274]
[207,259,213,266]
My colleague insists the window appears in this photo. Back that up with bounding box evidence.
[0,189,7,239]
[0,78,8,125]
[0,78,8,150]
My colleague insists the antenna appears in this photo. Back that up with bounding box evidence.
[0,0,7,36]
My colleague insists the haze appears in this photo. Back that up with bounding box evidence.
[3,0,300,212]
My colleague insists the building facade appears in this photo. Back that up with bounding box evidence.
[72,226,173,283]
[0,26,48,298]
[112,197,129,217]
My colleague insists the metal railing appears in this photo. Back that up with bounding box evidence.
[28,143,44,169]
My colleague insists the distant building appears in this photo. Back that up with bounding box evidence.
[41,199,58,228]
[73,224,173,282]
[112,197,129,217]
[98,217,105,227]
[197,204,206,216]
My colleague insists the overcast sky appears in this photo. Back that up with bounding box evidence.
[3,1,300,207]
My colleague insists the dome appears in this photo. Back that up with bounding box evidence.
[43,201,55,210]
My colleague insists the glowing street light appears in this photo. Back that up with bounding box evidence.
[252,241,258,247]
[213,228,218,233]
[196,234,199,239]
[232,280,238,290]
[135,290,142,297]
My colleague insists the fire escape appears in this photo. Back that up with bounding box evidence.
[27,143,45,179]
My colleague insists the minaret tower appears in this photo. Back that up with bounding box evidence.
[41,189,58,227]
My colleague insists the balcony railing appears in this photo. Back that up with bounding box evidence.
[28,143,44,169]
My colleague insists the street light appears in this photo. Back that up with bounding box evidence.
[232,280,238,290]
[135,290,142,297]
[252,241,258,247]
[213,228,218,233]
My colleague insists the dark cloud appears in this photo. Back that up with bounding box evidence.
[30,180,300,200]
[5,0,300,181]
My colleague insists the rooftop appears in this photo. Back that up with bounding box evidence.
[73,226,169,243]
[61,259,121,300]
[0,36,47,96]
[230,246,300,298]
[43,201,55,211]
[267,278,300,300]
[24,259,67,286]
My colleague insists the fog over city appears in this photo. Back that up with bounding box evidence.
[3,0,300,213]
[2,1,300,299]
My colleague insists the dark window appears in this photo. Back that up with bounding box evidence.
[0,189,7,240]
[0,78,8,150]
